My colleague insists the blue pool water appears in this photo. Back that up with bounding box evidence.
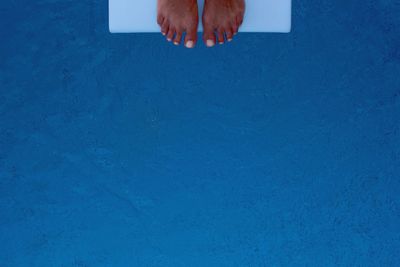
[1,0,400,266]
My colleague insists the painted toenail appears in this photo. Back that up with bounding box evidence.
[185,41,194,48]
[206,40,215,47]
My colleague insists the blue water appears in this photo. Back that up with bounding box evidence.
[1,0,400,266]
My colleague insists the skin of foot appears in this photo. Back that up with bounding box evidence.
[202,0,245,47]
[157,0,199,48]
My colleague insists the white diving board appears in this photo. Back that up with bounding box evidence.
[109,0,291,33]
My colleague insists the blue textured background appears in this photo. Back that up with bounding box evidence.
[1,0,400,266]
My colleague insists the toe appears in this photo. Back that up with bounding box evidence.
[157,14,164,26]
[232,23,239,35]
[236,14,244,26]
[225,27,233,42]
[203,26,216,47]
[173,30,183,45]
[166,28,175,42]
[217,28,225,44]
[161,20,169,36]
[184,27,197,48]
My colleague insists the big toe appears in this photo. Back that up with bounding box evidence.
[203,26,216,48]
[184,27,198,48]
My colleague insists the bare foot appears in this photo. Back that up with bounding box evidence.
[157,0,199,48]
[202,0,245,47]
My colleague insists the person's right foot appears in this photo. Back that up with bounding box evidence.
[157,0,199,48]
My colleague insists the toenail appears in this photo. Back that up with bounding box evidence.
[219,41,224,44]
[167,38,172,42]
[162,32,166,36]
[228,38,233,42]
[206,40,215,47]
[173,41,179,45]
[185,41,194,48]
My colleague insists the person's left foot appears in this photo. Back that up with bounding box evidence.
[202,0,245,47]
[157,0,199,48]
